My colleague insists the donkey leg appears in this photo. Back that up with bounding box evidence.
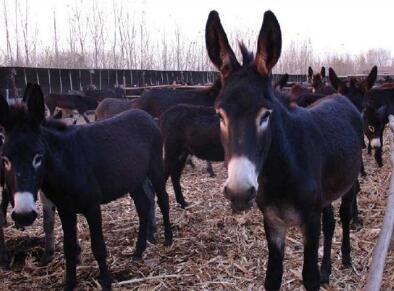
[39,192,56,266]
[84,205,111,291]
[148,164,173,247]
[0,206,10,268]
[340,190,354,268]
[350,179,363,230]
[142,179,157,244]
[367,140,372,155]
[374,147,383,167]
[58,210,78,291]
[302,211,321,291]
[320,205,335,285]
[206,161,215,177]
[130,185,149,261]
[263,217,286,291]
[170,153,189,208]
[0,188,9,226]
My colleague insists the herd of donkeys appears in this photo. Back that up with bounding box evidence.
[1,9,394,291]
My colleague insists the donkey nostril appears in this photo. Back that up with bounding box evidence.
[11,210,37,226]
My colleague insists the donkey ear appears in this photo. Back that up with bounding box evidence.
[328,67,343,90]
[23,83,33,103]
[0,95,9,127]
[362,66,377,91]
[255,10,282,76]
[308,67,313,79]
[320,67,326,78]
[205,10,240,79]
[27,84,45,123]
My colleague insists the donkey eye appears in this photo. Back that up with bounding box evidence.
[32,154,43,169]
[1,156,11,171]
[216,111,224,123]
[368,125,375,133]
[260,111,271,125]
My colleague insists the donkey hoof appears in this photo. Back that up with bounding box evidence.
[132,253,142,262]
[99,278,112,291]
[179,201,189,209]
[164,236,173,247]
[0,250,11,268]
[147,234,156,244]
[350,219,363,231]
[39,250,55,266]
[342,260,352,269]
[319,273,330,285]
[64,281,76,291]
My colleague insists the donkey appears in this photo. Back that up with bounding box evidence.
[95,98,137,121]
[329,66,378,163]
[362,87,394,167]
[308,67,333,94]
[159,104,223,208]
[0,85,56,268]
[0,84,172,290]
[206,10,363,290]
[133,80,222,177]
[45,93,98,123]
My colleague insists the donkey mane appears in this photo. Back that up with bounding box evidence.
[42,119,69,132]
[238,41,254,66]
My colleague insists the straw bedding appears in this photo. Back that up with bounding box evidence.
[1,134,393,290]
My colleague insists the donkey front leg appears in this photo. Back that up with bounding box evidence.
[302,211,321,291]
[39,192,56,265]
[130,186,150,261]
[0,207,10,268]
[320,206,335,285]
[340,189,354,268]
[142,179,157,243]
[85,205,111,291]
[58,210,78,291]
[263,215,286,291]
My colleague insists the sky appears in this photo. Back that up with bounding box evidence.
[1,0,393,57]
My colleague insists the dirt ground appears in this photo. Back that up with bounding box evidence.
[1,135,394,290]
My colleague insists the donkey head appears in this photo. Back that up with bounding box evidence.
[308,67,326,91]
[362,104,387,148]
[0,84,46,226]
[329,66,377,111]
[206,10,281,212]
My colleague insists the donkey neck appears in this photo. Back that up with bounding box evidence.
[264,95,307,181]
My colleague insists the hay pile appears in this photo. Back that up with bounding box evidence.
[1,137,393,290]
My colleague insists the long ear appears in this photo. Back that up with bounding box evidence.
[205,10,240,79]
[0,95,9,127]
[308,67,313,79]
[362,65,377,91]
[23,83,33,103]
[27,84,45,123]
[320,67,326,78]
[255,11,282,76]
[328,67,343,90]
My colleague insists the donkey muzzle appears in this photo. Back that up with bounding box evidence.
[11,192,38,226]
[224,186,256,213]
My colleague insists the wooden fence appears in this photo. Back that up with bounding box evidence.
[0,66,307,98]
